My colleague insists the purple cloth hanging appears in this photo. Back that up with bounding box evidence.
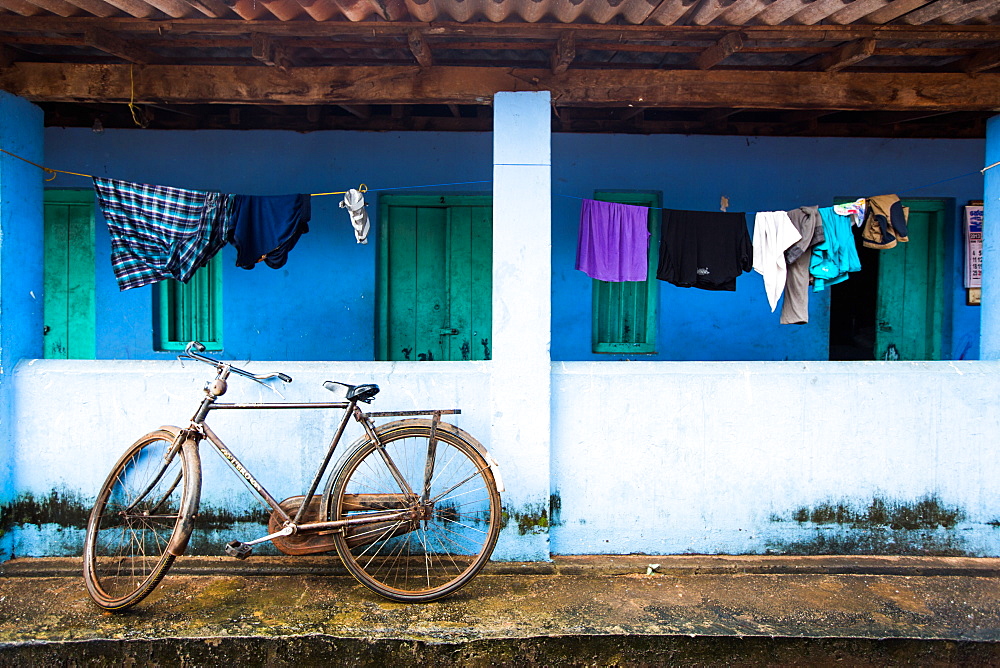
[575,199,650,282]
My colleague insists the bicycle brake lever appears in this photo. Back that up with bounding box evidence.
[247,374,286,399]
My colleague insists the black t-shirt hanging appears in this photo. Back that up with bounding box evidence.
[656,209,752,291]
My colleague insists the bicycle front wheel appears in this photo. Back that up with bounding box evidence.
[329,422,501,602]
[83,429,201,611]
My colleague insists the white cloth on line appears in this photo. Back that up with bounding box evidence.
[752,210,801,312]
[340,189,370,244]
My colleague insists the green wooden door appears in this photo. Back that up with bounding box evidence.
[874,198,948,361]
[43,189,96,359]
[378,195,492,361]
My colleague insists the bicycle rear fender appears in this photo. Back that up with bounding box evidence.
[367,418,505,493]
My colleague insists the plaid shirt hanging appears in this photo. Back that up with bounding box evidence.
[93,177,235,291]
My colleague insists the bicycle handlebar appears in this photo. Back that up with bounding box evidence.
[180,341,293,384]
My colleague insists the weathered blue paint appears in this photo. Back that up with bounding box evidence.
[550,361,1000,556]
[980,115,1000,360]
[42,130,983,362]
[5,359,517,558]
[0,92,44,560]
[9,358,1000,559]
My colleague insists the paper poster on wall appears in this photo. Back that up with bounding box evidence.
[965,204,983,289]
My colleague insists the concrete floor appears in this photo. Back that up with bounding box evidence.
[2,555,1000,665]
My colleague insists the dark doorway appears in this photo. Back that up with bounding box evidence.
[828,198,949,361]
[829,245,879,361]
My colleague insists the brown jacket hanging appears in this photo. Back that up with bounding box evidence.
[862,195,909,250]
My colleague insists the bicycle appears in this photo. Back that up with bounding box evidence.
[82,342,503,610]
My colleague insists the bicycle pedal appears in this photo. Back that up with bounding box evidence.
[225,540,253,560]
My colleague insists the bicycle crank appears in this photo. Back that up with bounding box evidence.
[226,525,296,559]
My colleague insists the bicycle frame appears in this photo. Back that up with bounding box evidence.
[177,361,459,552]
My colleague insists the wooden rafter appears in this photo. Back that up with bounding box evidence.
[407,30,433,68]
[84,27,157,63]
[694,31,744,70]
[251,32,291,70]
[817,37,876,72]
[59,0,120,18]
[94,0,157,18]
[0,44,16,68]
[700,107,744,124]
[962,47,1000,75]
[3,63,999,112]
[551,31,575,75]
[181,0,234,18]
[339,104,371,119]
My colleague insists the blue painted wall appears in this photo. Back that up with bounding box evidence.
[0,91,44,558]
[982,115,1000,359]
[43,129,984,361]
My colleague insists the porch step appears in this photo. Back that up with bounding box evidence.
[3,555,1000,666]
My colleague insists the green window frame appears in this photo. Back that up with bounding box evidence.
[156,255,223,351]
[591,191,660,355]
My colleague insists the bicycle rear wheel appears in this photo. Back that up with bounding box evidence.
[83,429,201,611]
[329,422,501,602]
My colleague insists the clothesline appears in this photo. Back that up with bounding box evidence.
[1,144,996,202]
[0,147,492,196]
[559,165,995,211]
[0,147,91,180]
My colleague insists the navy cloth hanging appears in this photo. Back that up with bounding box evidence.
[229,193,311,269]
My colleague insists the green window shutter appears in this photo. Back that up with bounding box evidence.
[377,195,493,362]
[157,255,223,351]
[43,189,96,360]
[591,191,660,355]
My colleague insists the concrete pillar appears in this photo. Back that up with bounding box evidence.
[491,91,552,560]
[981,115,1000,359]
[0,91,45,560]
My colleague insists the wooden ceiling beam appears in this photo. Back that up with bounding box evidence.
[2,29,984,62]
[3,63,1000,112]
[0,17,996,44]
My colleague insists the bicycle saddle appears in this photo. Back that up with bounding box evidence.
[323,381,380,403]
